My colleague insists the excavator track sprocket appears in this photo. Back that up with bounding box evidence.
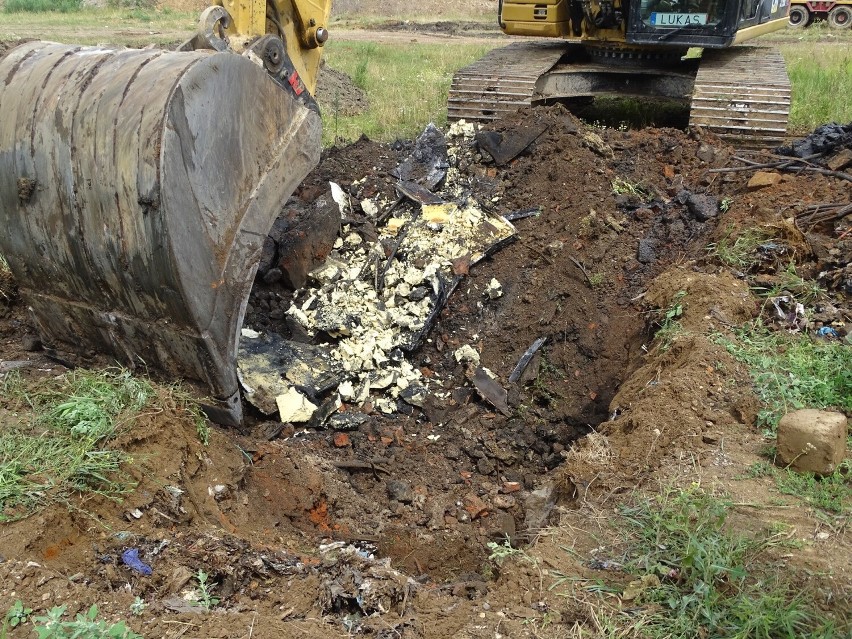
[0,41,322,425]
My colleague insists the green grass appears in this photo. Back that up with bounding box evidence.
[745,460,851,515]
[615,486,843,638]
[3,0,82,13]
[782,40,852,132]
[546,486,846,637]
[0,7,196,46]
[708,227,773,271]
[0,369,153,522]
[719,322,852,434]
[318,40,495,146]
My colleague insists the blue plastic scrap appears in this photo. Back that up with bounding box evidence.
[816,326,839,338]
[121,548,153,576]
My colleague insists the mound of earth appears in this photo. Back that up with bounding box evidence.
[314,63,370,116]
[1,106,849,636]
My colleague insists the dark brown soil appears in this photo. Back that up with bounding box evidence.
[1,105,850,637]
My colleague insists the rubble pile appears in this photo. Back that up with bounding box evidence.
[240,123,518,424]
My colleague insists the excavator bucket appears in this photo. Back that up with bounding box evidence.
[0,41,322,425]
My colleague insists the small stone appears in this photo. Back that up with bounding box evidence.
[332,432,351,448]
[493,495,516,509]
[777,409,847,475]
[747,171,782,190]
[826,148,852,171]
[463,493,489,519]
[454,344,480,367]
[500,481,522,494]
[484,278,503,300]
[386,480,414,504]
[637,238,657,264]
[263,267,283,284]
[483,510,516,544]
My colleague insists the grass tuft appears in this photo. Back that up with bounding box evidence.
[0,369,154,521]
[745,460,851,515]
[3,0,82,12]
[618,486,840,638]
[718,322,852,433]
[708,227,772,271]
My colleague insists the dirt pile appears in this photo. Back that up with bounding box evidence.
[1,107,850,636]
[314,62,370,116]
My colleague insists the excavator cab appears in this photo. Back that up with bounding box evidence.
[453,0,791,148]
[498,0,789,48]
[629,0,791,47]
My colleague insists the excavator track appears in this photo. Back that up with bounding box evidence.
[448,41,568,122]
[450,42,790,150]
[689,46,791,149]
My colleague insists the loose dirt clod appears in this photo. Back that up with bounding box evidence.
[777,409,848,475]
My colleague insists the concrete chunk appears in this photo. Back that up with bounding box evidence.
[777,409,847,475]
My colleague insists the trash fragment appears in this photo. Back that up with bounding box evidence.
[329,182,350,216]
[503,207,542,222]
[395,180,445,206]
[472,367,511,416]
[816,326,839,338]
[276,388,318,423]
[475,123,547,166]
[508,336,548,384]
[454,345,481,368]
[392,122,449,190]
[238,334,344,414]
[484,278,503,300]
[121,548,152,576]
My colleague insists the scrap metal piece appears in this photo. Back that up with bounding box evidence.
[472,367,511,416]
[475,123,547,166]
[395,181,445,206]
[392,122,449,190]
[508,337,548,384]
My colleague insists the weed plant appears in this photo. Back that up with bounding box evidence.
[652,290,687,350]
[745,460,851,515]
[32,605,141,639]
[718,322,852,433]
[708,227,772,271]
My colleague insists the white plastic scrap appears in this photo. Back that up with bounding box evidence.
[484,278,503,299]
[454,344,481,368]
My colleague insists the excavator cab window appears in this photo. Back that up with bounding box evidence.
[626,0,743,46]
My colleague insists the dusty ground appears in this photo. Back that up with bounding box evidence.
[1,41,851,639]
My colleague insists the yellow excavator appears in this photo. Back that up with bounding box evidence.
[449,0,792,147]
[0,0,790,426]
[0,1,333,425]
